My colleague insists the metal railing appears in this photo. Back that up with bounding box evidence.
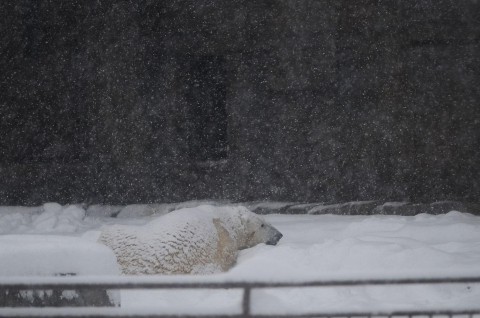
[1,276,480,318]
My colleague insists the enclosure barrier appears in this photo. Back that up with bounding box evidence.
[1,276,480,318]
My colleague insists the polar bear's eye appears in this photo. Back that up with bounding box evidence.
[261,224,265,228]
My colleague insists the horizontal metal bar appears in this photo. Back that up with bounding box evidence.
[253,310,480,318]
[0,315,242,318]
[1,310,480,318]
[0,314,242,318]
[1,276,480,290]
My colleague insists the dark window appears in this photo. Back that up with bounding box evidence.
[185,55,228,162]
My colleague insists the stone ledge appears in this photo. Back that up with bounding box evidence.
[259,201,480,216]
[82,200,480,217]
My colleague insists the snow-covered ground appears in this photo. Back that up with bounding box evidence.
[1,203,480,315]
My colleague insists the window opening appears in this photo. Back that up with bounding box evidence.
[185,55,228,162]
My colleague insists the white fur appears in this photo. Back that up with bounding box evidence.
[98,205,282,275]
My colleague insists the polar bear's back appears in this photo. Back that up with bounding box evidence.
[98,208,229,274]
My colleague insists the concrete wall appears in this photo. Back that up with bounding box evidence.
[0,0,479,205]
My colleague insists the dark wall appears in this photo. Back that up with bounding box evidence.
[0,0,479,205]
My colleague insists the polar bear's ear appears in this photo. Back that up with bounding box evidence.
[237,209,251,227]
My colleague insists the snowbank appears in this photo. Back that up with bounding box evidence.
[231,212,480,280]
[0,203,95,235]
[0,235,119,276]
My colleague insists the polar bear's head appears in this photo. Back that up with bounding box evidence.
[237,208,283,249]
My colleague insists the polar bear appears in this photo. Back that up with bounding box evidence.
[98,205,283,275]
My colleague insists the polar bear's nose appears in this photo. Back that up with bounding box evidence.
[266,230,283,245]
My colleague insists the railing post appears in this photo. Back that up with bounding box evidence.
[242,286,251,317]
